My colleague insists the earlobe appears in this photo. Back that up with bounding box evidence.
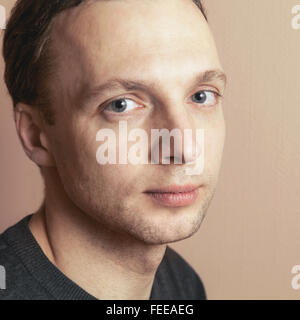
[31,146,56,167]
[14,103,56,167]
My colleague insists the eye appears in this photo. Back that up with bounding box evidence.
[191,90,221,107]
[104,98,142,113]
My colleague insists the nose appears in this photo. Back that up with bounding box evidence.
[150,105,202,165]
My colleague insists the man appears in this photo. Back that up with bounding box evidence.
[0,0,226,300]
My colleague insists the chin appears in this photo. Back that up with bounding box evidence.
[130,212,205,245]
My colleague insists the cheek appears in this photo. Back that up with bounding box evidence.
[203,118,225,173]
[49,121,100,188]
[68,163,142,218]
[57,133,141,202]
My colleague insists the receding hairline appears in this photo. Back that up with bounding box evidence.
[46,0,213,108]
[3,0,207,125]
[50,0,207,41]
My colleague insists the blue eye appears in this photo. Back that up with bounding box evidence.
[105,98,140,113]
[191,90,220,106]
[104,98,141,113]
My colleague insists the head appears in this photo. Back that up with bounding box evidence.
[3,0,226,244]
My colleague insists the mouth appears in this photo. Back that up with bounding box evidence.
[143,184,202,207]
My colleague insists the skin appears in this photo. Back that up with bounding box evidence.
[15,0,226,299]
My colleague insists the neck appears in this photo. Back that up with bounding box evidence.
[29,169,167,300]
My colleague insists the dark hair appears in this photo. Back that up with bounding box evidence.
[3,0,207,125]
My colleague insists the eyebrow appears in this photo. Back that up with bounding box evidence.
[81,69,227,104]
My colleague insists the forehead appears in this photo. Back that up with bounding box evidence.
[51,0,221,96]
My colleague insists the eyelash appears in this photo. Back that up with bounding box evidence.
[102,89,223,114]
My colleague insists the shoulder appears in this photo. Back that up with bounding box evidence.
[0,228,26,299]
[153,245,207,300]
[0,218,49,300]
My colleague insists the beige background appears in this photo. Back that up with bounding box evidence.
[0,0,300,299]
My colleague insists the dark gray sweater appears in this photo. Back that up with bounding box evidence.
[0,215,206,300]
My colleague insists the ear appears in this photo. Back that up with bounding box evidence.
[14,103,56,167]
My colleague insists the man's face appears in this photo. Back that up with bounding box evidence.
[44,0,226,244]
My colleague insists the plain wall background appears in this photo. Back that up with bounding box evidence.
[0,0,300,299]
